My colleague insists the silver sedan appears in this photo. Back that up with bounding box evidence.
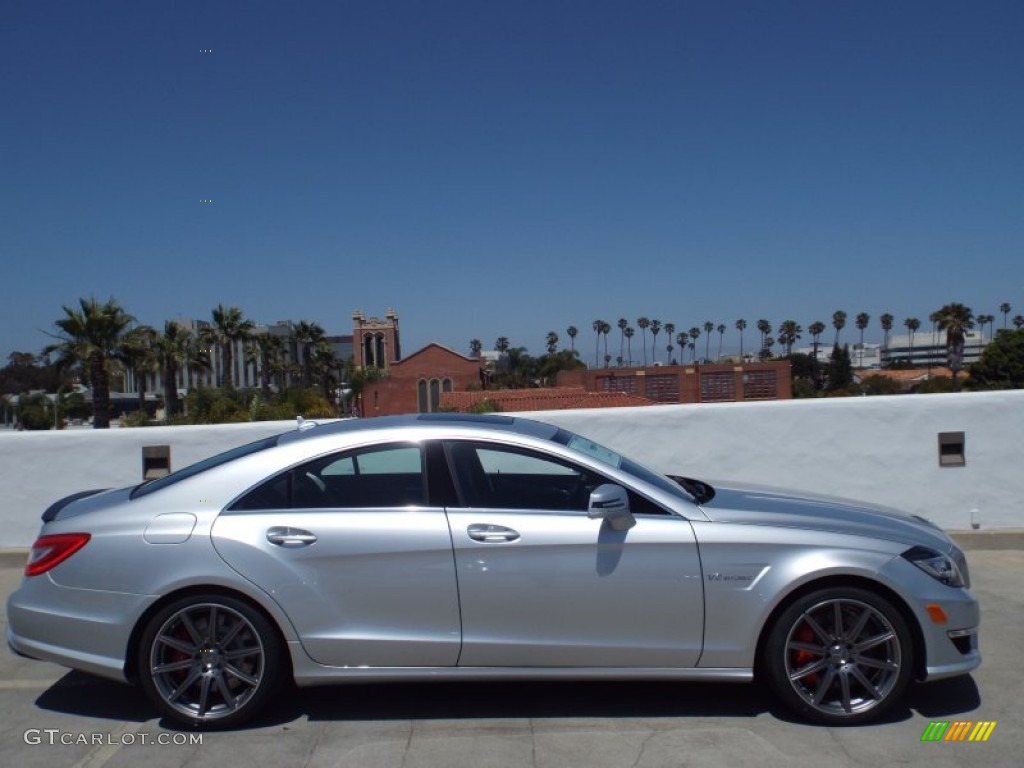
[6,414,980,728]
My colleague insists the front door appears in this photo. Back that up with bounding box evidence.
[442,440,703,668]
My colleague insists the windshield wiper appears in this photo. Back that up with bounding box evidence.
[668,475,715,504]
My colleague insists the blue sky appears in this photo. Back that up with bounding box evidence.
[2,0,1022,364]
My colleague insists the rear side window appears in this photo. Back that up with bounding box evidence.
[230,443,425,510]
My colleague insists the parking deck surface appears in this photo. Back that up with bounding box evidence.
[2,550,1021,767]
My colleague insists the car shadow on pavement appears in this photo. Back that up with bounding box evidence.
[31,671,981,731]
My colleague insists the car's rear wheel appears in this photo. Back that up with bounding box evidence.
[138,594,282,729]
[763,586,913,724]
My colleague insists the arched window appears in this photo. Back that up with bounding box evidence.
[417,379,428,413]
[429,379,441,412]
[442,378,453,393]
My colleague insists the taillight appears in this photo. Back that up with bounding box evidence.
[25,533,91,576]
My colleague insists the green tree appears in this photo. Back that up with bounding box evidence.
[966,330,1024,390]
[636,317,650,366]
[469,338,482,358]
[904,317,921,364]
[756,319,771,359]
[246,331,285,401]
[202,304,255,388]
[16,391,53,430]
[566,326,578,355]
[157,321,210,416]
[860,374,902,396]
[617,318,628,365]
[855,312,870,367]
[650,319,662,364]
[777,320,802,356]
[1000,302,1012,329]
[879,313,894,355]
[291,320,325,389]
[44,297,135,428]
[119,325,159,413]
[716,324,726,360]
[592,320,605,368]
[624,326,635,366]
[545,331,559,355]
[688,327,701,362]
[832,310,847,346]
[826,344,853,392]
[1014,315,1024,330]
[934,303,974,391]
[664,322,676,363]
[735,319,747,360]
[703,321,714,361]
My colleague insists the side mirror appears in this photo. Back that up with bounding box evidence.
[587,484,635,531]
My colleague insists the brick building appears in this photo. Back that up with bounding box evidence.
[353,310,484,417]
[441,387,658,413]
[556,361,792,403]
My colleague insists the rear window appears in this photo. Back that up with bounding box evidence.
[130,435,281,499]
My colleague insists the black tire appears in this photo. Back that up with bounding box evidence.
[137,593,283,729]
[763,586,914,725]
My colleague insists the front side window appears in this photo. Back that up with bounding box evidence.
[231,443,425,510]
[445,441,604,512]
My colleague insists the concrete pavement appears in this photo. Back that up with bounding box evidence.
[2,550,1022,767]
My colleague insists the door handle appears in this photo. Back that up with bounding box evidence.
[467,523,520,543]
[266,526,318,547]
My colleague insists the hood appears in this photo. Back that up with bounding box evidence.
[699,482,955,552]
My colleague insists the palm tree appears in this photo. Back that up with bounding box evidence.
[592,320,605,368]
[566,326,578,356]
[735,319,747,360]
[545,331,559,355]
[617,318,628,365]
[1014,315,1024,330]
[702,321,714,361]
[650,319,662,364]
[44,297,135,428]
[203,304,255,388]
[756,319,771,360]
[624,326,635,366]
[119,325,159,414]
[159,321,210,415]
[636,317,650,366]
[664,323,676,363]
[600,321,612,367]
[904,317,921,365]
[934,303,975,390]
[716,324,726,360]
[807,321,825,359]
[777,320,802,356]
[246,331,284,401]
[975,314,994,343]
[1000,302,1011,329]
[880,313,894,353]
[469,338,482,358]
[688,327,701,362]
[675,332,687,363]
[495,336,510,354]
[855,312,870,367]
[291,320,325,389]
[832,310,847,346]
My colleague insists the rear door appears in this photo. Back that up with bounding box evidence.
[442,440,704,668]
[211,442,461,667]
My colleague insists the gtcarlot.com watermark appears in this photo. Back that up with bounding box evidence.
[24,729,203,746]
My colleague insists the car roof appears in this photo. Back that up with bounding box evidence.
[275,413,560,446]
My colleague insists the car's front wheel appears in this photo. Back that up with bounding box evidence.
[138,594,283,729]
[763,586,914,724]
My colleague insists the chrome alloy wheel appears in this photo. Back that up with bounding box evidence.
[784,597,902,717]
[148,602,266,723]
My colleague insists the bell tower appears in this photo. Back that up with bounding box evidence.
[352,308,401,371]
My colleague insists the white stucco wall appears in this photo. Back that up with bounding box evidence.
[0,392,1021,548]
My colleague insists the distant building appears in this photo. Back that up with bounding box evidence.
[441,387,658,413]
[556,360,792,403]
[882,331,987,368]
[796,342,882,370]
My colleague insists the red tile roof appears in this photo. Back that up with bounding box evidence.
[440,386,659,412]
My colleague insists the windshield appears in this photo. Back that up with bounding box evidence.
[551,428,695,503]
[130,434,282,499]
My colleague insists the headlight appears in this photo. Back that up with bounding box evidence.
[902,546,966,587]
